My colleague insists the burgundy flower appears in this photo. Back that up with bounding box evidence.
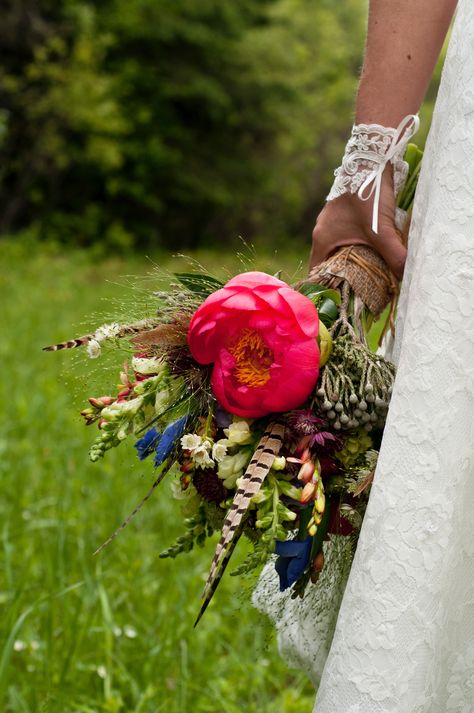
[193,468,228,504]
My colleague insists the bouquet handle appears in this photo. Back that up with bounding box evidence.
[301,214,411,318]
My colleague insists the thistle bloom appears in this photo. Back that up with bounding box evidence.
[188,272,320,418]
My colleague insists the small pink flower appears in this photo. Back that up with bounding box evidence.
[188,272,320,418]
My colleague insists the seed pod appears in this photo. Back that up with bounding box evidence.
[298,460,315,483]
[365,383,374,393]
[333,421,341,430]
[364,423,372,432]
[354,409,362,418]
[359,400,368,411]
[323,400,333,411]
[300,481,317,504]
[340,414,350,425]
[314,491,326,513]
[366,394,375,403]
[361,413,371,423]
[349,393,358,404]
[335,402,343,412]
[327,410,336,420]
[317,388,325,398]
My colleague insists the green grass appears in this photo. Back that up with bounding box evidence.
[0,240,315,713]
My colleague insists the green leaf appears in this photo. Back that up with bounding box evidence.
[299,284,341,315]
[318,297,339,326]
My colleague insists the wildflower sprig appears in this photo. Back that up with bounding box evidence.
[159,503,212,559]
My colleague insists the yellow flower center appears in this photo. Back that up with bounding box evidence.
[229,328,274,388]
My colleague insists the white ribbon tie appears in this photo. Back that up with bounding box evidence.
[357,113,420,234]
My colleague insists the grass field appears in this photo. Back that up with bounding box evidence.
[0,240,316,713]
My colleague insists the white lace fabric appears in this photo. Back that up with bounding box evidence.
[254,1,474,711]
[326,115,419,233]
[326,122,408,199]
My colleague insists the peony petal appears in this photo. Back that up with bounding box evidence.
[261,339,320,413]
[225,271,287,290]
[189,271,321,416]
[219,290,269,312]
[278,288,319,338]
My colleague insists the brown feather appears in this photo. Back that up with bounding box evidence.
[198,421,285,617]
[131,315,191,349]
[43,318,161,352]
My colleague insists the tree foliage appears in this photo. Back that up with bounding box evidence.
[1,0,370,249]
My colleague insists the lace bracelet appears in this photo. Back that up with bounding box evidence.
[326,114,420,234]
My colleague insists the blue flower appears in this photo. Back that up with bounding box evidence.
[274,536,313,591]
[134,427,161,461]
[154,415,189,467]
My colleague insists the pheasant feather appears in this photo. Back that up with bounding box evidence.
[42,318,161,352]
[195,420,285,623]
[194,524,243,627]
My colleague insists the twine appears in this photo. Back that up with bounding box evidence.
[300,244,399,317]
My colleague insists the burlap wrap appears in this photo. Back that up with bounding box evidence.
[298,216,410,317]
[303,245,398,317]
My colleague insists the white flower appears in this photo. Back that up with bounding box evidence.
[123,625,138,639]
[94,322,121,342]
[132,356,163,374]
[180,433,203,451]
[212,440,229,463]
[13,640,26,652]
[180,434,215,468]
[86,339,101,359]
[193,445,214,469]
[218,449,251,488]
[224,418,253,445]
[97,665,107,679]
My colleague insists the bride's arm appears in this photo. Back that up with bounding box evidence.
[357,0,458,125]
[310,0,458,278]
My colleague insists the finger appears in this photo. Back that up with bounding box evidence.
[370,226,407,280]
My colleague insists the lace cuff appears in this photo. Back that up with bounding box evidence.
[326,114,420,234]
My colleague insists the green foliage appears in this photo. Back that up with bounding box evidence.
[1,0,370,251]
[0,242,316,712]
[159,504,213,560]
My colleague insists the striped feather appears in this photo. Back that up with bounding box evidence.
[197,420,285,618]
[194,523,243,627]
[42,334,94,352]
[42,318,161,352]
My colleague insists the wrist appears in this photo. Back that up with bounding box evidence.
[326,114,419,234]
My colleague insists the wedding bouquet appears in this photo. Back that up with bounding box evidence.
[45,143,422,625]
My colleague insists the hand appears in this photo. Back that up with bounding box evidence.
[310,165,407,280]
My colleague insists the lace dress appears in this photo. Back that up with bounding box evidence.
[253,1,474,710]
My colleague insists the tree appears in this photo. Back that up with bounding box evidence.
[0,0,370,250]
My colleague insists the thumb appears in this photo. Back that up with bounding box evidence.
[370,223,407,281]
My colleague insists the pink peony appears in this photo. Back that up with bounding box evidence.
[188,271,320,418]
